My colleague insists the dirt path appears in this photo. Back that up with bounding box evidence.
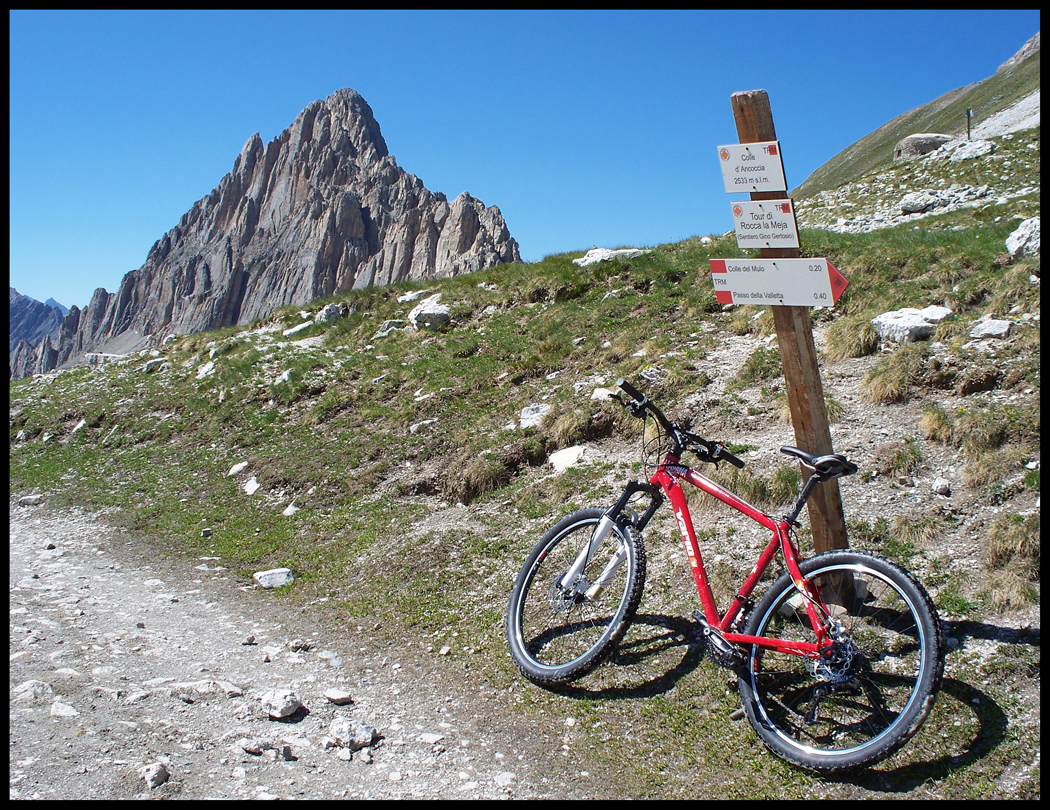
[9,501,604,800]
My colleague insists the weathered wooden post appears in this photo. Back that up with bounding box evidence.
[729,89,849,553]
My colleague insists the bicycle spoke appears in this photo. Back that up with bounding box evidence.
[507,508,646,683]
[741,554,942,769]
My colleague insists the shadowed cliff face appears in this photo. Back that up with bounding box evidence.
[15,88,520,377]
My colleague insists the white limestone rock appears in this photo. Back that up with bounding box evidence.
[871,305,953,343]
[1006,216,1040,258]
[253,567,294,588]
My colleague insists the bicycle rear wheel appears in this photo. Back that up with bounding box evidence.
[506,507,646,684]
[738,550,943,771]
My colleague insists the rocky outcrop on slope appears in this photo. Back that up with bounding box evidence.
[795,130,1039,235]
[997,31,1040,73]
[13,88,520,378]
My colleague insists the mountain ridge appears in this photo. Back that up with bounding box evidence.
[9,288,64,360]
[793,31,1039,199]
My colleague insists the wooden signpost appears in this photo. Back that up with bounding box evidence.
[718,90,849,554]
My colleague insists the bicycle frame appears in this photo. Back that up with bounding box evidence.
[630,451,834,660]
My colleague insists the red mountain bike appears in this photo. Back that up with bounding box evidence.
[506,378,944,772]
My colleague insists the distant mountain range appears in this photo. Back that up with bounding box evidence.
[44,298,69,317]
[9,288,65,360]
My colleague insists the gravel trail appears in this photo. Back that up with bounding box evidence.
[9,502,603,800]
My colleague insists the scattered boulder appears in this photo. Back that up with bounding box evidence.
[968,318,1012,339]
[948,139,996,162]
[253,567,294,588]
[572,247,649,267]
[313,303,343,324]
[932,477,952,497]
[238,737,272,755]
[397,289,434,303]
[18,494,44,506]
[1006,216,1040,258]
[899,191,942,214]
[324,688,354,706]
[373,319,406,339]
[407,294,451,330]
[329,717,379,750]
[14,679,53,703]
[139,762,169,789]
[519,404,551,429]
[49,701,79,717]
[871,305,953,343]
[549,445,585,473]
[282,322,312,338]
[259,688,302,719]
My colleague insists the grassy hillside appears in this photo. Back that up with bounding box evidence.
[793,44,1039,198]
[9,83,1041,796]
[10,190,1040,796]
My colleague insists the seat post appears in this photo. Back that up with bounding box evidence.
[785,472,824,526]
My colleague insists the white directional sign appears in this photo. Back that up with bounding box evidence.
[717,141,786,193]
[709,258,849,307]
[730,199,799,249]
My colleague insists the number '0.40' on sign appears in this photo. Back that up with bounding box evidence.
[709,258,849,307]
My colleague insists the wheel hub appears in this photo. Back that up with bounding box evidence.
[808,637,860,683]
[548,576,589,612]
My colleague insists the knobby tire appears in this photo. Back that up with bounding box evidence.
[505,508,646,684]
[738,550,944,772]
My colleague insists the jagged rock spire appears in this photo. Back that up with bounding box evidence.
[16,88,520,377]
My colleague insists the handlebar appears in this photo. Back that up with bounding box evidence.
[615,378,745,469]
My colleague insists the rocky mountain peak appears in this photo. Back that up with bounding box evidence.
[12,88,520,378]
[9,288,63,371]
[997,30,1040,74]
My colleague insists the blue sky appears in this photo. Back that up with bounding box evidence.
[9,9,1041,310]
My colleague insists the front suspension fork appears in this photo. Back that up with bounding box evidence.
[558,482,663,598]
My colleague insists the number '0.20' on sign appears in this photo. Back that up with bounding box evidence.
[709,258,848,307]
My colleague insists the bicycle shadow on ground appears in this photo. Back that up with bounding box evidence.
[541,613,706,700]
[823,618,1038,791]
[944,618,1040,649]
[821,677,1009,792]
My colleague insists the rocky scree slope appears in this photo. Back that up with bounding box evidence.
[10,88,520,379]
[794,128,1039,235]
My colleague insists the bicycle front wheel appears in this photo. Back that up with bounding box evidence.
[506,507,646,684]
[738,550,944,772]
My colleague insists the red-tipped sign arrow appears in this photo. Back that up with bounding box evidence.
[828,261,848,301]
[709,258,848,307]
